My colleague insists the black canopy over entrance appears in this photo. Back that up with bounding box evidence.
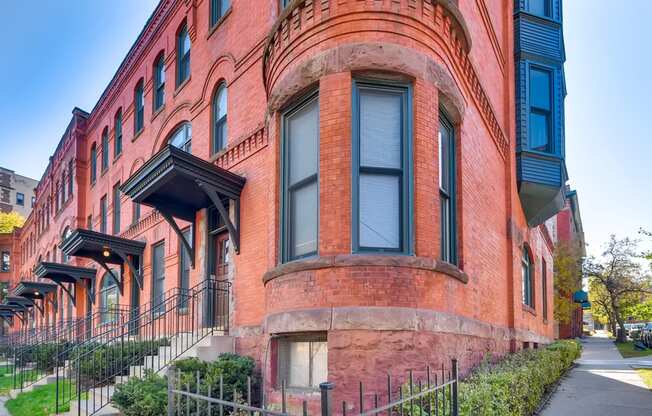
[5,295,35,320]
[34,262,97,305]
[14,281,57,316]
[121,144,246,266]
[60,229,146,295]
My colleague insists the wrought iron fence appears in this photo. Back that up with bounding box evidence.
[167,360,459,416]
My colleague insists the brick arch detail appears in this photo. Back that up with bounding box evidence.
[150,102,193,156]
[266,42,466,123]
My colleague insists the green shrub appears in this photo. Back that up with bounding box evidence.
[458,340,581,415]
[112,353,259,416]
[111,370,167,416]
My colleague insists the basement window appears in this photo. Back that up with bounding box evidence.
[277,334,327,390]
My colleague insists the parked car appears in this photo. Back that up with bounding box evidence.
[628,323,646,340]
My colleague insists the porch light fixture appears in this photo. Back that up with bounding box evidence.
[34,291,40,296]
[102,248,111,258]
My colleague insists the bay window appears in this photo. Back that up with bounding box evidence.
[281,93,319,262]
[529,67,552,152]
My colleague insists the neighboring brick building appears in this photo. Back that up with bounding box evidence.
[3,0,570,410]
[549,188,586,339]
[0,167,38,218]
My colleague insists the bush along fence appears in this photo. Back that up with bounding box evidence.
[166,359,459,416]
[113,340,581,415]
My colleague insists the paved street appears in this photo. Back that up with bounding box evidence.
[541,332,652,415]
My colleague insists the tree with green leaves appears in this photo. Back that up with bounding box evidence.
[585,235,652,342]
[0,211,25,233]
[553,241,583,325]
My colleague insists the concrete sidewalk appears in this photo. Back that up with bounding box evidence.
[541,333,652,416]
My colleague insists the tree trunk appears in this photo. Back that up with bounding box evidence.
[612,301,627,343]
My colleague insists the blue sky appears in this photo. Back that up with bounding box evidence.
[0,1,649,257]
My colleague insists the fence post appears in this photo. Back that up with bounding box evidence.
[452,359,459,416]
[319,381,335,416]
[167,367,175,416]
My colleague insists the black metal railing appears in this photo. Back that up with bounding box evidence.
[167,360,459,416]
[10,307,130,392]
[60,278,229,415]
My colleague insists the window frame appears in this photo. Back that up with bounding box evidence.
[67,160,74,198]
[153,54,165,112]
[276,333,328,391]
[90,143,97,184]
[280,90,320,263]
[522,246,535,308]
[134,80,145,134]
[351,80,413,254]
[528,0,551,18]
[1,251,10,272]
[210,0,230,28]
[178,227,192,312]
[151,241,166,316]
[211,83,228,155]
[176,24,191,87]
[527,64,554,153]
[16,192,24,206]
[112,182,121,235]
[101,127,109,171]
[114,109,123,157]
[439,110,458,265]
[100,195,108,234]
[542,258,548,321]
[99,271,120,324]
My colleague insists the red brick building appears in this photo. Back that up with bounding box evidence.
[2,0,569,411]
[550,188,585,339]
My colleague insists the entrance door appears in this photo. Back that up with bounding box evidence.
[129,256,141,335]
[211,231,229,331]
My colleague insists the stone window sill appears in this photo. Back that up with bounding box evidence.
[522,304,537,316]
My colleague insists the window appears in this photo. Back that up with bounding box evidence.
[210,0,230,27]
[279,0,291,10]
[1,252,9,272]
[90,143,97,183]
[211,84,228,155]
[528,0,551,17]
[176,24,191,86]
[87,215,93,231]
[152,242,165,316]
[277,335,327,389]
[134,80,145,134]
[31,196,35,207]
[60,172,66,206]
[132,202,141,225]
[153,55,165,111]
[67,160,73,198]
[522,247,534,308]
[62,228,72,263]
[542,258,548,320]
[16,193,24,206]
[115,110,123,157]
[528,67,552,152]
[100,195,108,234]
[353,82,410,253]
[439,112,457,264]
[168,122,192,153]
[112,183,121,235]
[99,271,119,323]
[101,128,109,171]
[179,228,192,311]
[281,93,319,262]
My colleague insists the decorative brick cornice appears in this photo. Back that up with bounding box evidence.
[212,124,268,170]
[87,0,181,131]
[262,0,509,159]
[121,209,162,240]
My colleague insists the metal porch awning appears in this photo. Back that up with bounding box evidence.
[34,262,97,306]
[14,281,58,316]
[5,296,34,320]
[60,229,146,295]
[121,144,246,266]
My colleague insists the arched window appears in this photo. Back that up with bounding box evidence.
[168,122,192,153]
[153,54,165,111]
[134,80,145,134]
[101,127,109,171]
[176,24,191,86]
[99,271,120,323]
[61,227,72,263]
[522,246,534,308]
[211,83,228,155]
[90,143,97,183]
[114,109,123,157]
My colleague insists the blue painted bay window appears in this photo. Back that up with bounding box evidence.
[514,0,567,226]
